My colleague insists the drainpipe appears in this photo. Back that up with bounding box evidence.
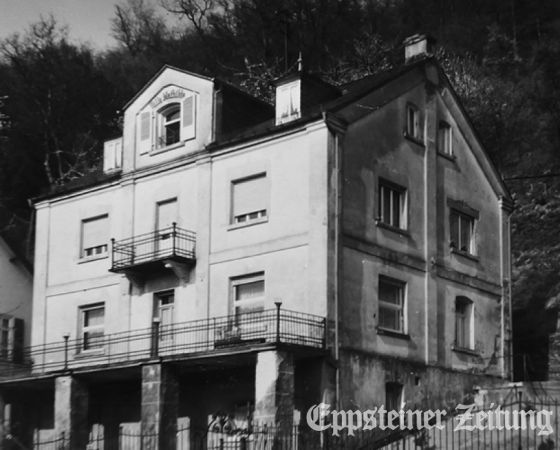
[333,130,341,409]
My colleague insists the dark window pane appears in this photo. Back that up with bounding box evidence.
[392,190,401,227]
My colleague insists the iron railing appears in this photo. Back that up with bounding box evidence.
[1,306,326,379]
[111,223,196,271]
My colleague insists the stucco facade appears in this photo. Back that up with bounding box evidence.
[0,38,512,449]
[0,235,32,375]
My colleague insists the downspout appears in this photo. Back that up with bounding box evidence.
[334,131,341,409]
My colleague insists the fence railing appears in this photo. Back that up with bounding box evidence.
[111,223,196,271]
[374,399,560,450]
[0,305,326,379]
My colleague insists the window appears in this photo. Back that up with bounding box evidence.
[231,174,268,225]
[438,121,452,155]
[450,210,475,254]
[0,315,23,362]
[80,304,104,351]
[137,88,196,155]
[405,103,421,140]
[378,180,406,229]
[378,276,405,333]
[455,296,473,350]
[0,317,9,359]
[158,103,181,147]
[81,215,108,258]
[276,80,301,124]
[385,382,403,411]
[231,273,265,317]
[103,138,122,172]
[154,291,174,343]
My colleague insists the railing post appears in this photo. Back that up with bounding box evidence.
[151,318,160,358]
[110,238,115,268]
[63,333,70,371]
[274,301,282,344]
[172,222,177,256]
[322,318,327,349]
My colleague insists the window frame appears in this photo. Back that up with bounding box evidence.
[230,173,268,227]
[157,102,181,149]
[230,272,265,319]
[449,209,476,255]
[405,103,422,142]
[377,179,407,231]
[438,121,453,156]
[80,214,109,260]
[0,316,10,359]
[377,276,406,334]
[454,296,474,351]
[79,303,105,352]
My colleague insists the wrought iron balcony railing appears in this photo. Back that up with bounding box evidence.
[110,224,196,272]
[0,306,326,379]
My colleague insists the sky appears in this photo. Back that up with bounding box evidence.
[0,0,171,50]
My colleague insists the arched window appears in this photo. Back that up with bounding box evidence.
[158,103,181,147]
[455,296,473,350]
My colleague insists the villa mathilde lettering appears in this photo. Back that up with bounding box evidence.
[149,87,187,108]
[306,403,554,437]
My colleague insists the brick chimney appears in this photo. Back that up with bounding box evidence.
[403,34,436,62]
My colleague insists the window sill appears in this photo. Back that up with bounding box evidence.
[228,217,268,231]
[438,151,456,162]
[450,248,479,262]
[452,345,479,357]
[375,220,410,236]
[150,141,183,156]
[377,328,410,340]
[403,131,425,147]
[78,254,108,264]
[74,348,105,358]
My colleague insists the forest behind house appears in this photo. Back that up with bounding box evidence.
[0,0,559,380]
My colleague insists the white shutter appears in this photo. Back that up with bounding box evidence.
[82,216,108,250]
[233,175,267,217]
[138,110,152,155]
[181,95,196,141]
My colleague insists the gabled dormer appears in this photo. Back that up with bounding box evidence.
[137,85,197,155]
[103,66,273,174]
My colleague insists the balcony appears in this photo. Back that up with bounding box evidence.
[1,307,327,379]
[110,224,195,276]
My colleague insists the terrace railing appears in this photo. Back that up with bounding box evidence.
[110,223,196,272]
[2,306,326,379]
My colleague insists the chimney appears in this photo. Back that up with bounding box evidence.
[403,34,436,62]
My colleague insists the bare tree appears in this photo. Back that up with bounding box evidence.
[112,0,169,56]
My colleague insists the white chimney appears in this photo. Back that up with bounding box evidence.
[403,34,435,62]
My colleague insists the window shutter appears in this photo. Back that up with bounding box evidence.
[233,176,267,217]
[82,216,109,251]
[138,110,152,155]
[8,317,24,363]
[181,95,196,141]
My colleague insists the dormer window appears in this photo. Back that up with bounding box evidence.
[275,80,301,124]
[137,87,197,155]
[159,103,181,147]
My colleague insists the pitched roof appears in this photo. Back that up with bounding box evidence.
[33,56,511,203]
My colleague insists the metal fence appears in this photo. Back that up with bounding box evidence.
[0,306,326,379]
[374,400,560,450]
[111,224,196,271]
